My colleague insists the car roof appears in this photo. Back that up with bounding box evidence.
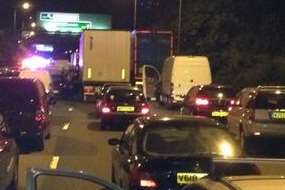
[136,115,223,129]
[197,84,233,90]
[221,176,285,190]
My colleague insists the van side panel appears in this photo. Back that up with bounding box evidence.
[171,58,212,97]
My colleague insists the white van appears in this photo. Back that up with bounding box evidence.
[19,69,53,94]
[160,56,212,106]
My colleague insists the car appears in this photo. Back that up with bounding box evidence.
[109,116,241,190]
[94,83,131,117]
[0,112,19,190]
[227,86,285,153]
[100,86,150,130]
[183,158,285,190]
[0,78,51,151]
[182,85,236,123]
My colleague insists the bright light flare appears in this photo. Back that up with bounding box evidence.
[219,141,234,157]
[22,56,50,70]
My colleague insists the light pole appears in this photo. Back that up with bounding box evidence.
[13,1,32,38]
[133,0,138,30]
[177,0,183,54]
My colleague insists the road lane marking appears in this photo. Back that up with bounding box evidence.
[49,156,60,169]
[62,122,70,131]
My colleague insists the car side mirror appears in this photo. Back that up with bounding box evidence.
[26,168,123,190]
[0,126,13,138]
[108,138,120,146]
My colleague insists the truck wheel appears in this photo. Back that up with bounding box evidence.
[101,118,108,130]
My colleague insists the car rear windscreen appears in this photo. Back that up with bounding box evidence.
[198,87,235,98]
[143,122,240,157]
[107,89,145,102]
[255,93,285,109]
[0,80,38,105]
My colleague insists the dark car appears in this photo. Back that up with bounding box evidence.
[100,86,150,130]
[95,83,131,117]
[109,116,241,190]
[0,112,19,190]
[0,78,50,151]
[182,85,236,123]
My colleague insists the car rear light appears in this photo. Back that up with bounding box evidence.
[130,167,158,188]
[35,107,47,123]
[141,106,150,115]
[195,98,209,106]
[230,100,235,105]
[102,106,111,113]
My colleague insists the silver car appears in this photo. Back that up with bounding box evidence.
[227,86,285,151]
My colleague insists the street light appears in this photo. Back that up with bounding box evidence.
[133,0,138,30]
[177,0,183,54]
[31,22,36,28]
[22,2,31,10]
[13,2,32,38]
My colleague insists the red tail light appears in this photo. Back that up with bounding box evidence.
[35,107,47,123]
[141,104,150,114]
[102,106,111,113]
[195,98,209,106]
[130,167,158,188]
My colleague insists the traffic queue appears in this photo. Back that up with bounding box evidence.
[1,60,285,190]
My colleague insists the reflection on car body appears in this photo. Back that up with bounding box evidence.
[109,116,240,190]
[0,112,19,190]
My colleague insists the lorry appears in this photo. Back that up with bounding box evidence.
[79,30,131,101]
[131,31,174,99]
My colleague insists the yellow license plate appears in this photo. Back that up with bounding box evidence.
[212,111,229,117]
[177,173,208,185]
[117,106,135,112]
[271,112,285,120]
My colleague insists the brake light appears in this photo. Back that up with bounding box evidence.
[195,98,209,106]
[141,107,150,114]
[130,167,158,188]
[102,106,111,113]
[35,107,47,123]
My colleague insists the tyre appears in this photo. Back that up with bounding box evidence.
[6,156,18,190]
[35,133,44,151]
[101,118,109,130]
[111,166,116,183]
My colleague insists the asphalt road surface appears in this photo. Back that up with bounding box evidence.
[18,101,285,190]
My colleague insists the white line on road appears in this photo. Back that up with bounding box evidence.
[49,156,60,169]
[62,122,70,131]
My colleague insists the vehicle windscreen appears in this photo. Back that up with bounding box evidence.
[143,122,240,157]
[255,93,285,109]
[107,89,145,103]
[0,80,38,107]
[198,88,235,99]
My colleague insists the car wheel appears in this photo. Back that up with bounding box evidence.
[111,166,116,183]
[101,118,108,130]
[35,133,44,151]
[6,156,18,190]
